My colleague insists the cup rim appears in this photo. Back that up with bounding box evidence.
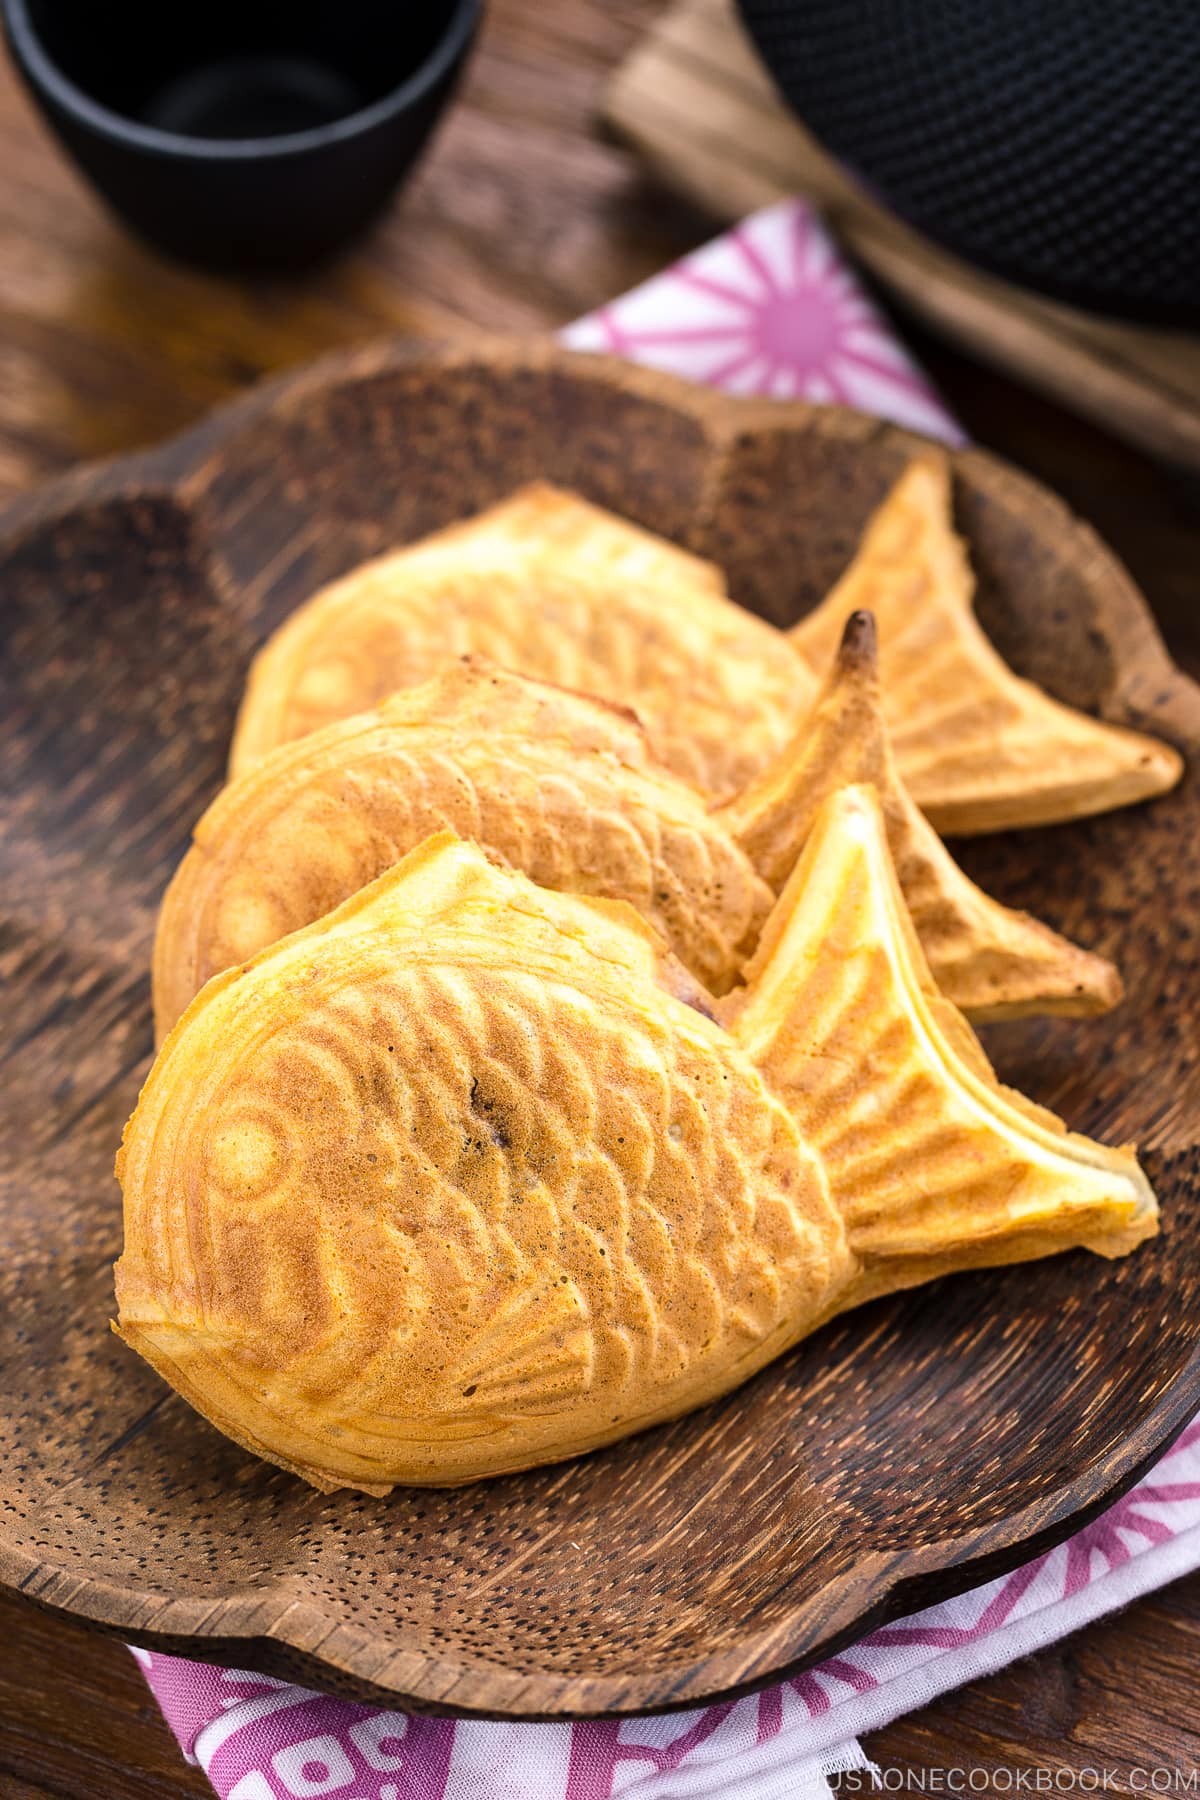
[1,0,481,160]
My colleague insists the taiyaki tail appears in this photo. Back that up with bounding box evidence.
[788,454,1182,834]
[724,784,1158,1304]
[719,611,1123,1022]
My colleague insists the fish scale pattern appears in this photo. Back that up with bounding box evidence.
[154,669,775,1034]
[233,472,1179,843]
[230,548,812,799]
[122,841,848,1491]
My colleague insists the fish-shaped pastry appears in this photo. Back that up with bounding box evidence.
[153,641,1119,1037]
[157,657,774,1025]
[116,804,1157,1493]
[229,482,809,799]
[227,464,1181,828]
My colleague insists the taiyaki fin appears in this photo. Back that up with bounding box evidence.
[726,784,1157,1299]
[720,611,1123,1022]
[377,652,651,756]
[788,454,1183,834]
[437,1264,594,1413]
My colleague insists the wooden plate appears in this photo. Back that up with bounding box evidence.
[1,341,1197,1719]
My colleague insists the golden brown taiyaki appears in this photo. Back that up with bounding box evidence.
[157,658,775,1026]
[789,455,1183,833]
[229,483,811,799]
[116,807,1156,1493]
[153,647,1119,1037]
[228,467,1180,828]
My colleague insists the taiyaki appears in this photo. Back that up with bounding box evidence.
[789,455,1183,833]
[116,807,1156,1492]
[228,470,1181,828]
[229,484,811,798]
[156,658,775,1026]
[153,648,1118,1036]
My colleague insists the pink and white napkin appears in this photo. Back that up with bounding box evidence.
[131,200,1198,1799]
[560,198,963,443]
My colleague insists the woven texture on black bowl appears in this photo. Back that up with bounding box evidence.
[737,0,1200,323]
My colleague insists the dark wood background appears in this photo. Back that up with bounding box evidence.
[0,0,1196,1790]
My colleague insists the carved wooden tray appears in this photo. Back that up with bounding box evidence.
[1,341,1197,1719]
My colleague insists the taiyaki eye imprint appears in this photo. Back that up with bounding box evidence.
[229,468,1181,828]
[228,483,813,800]
[119,832,852,1493]
[153,658,778,1034]
[118,809,1158,1494]
[789,455,1183,835]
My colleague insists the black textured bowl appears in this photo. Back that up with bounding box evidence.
[1,0,479,271]
[738,0,1200,323]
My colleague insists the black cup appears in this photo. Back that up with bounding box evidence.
[2,0,480,271]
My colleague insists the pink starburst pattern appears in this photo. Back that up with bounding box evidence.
[820,1416,1200,1674]
[561,199,963,443]
[787,1656,881,1717]
[1059,1441,1200,1597]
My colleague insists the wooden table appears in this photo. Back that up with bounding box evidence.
[0,2,1197,1791]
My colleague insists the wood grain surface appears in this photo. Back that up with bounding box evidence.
[0,0,1197,1790]
[606,0,1200,472]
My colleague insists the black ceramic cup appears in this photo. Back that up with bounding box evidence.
[1,0,480,271]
